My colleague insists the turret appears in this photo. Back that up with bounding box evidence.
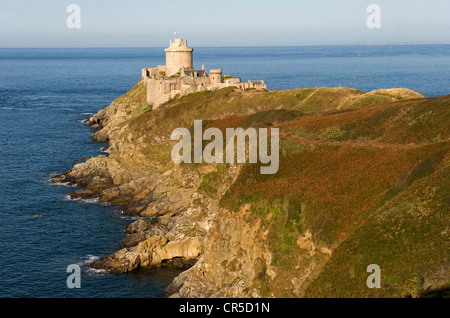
[209,68,222,85]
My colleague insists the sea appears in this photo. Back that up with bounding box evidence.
[0,44,449,298]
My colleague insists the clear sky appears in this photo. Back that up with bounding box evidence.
[1,0,449,47]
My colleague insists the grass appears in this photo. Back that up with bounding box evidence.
[198,164,227,195]
[305,152,449,297]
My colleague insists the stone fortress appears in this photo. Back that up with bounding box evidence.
[142,37,267,109]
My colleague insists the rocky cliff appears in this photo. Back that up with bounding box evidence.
[53,80,449,297]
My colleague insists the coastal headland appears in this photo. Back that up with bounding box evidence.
[53,39,449,297]
[53,78,449,297]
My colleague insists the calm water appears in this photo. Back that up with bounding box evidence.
[0,45,449,298]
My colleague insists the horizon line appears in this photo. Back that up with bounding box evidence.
[1,41,450,50]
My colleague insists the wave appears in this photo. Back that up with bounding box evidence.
[46,173,77,187]
[80,254,100,264]
[45,173,76,187]
[0,106,47,111]
[63,194,110,206]
[78,254,106,275]
[117,208,141,220]
[80,112,94,115]
[119,210,140,220]
[50,180,77,187]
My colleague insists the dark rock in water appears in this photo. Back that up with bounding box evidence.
[89,252,134,274]
[51,170,71,184]
[68,188,100,200]
[51,170,79,187]
[84,116,99,126]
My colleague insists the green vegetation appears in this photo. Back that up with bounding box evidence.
[251,198,307,266]
[115,80,148,111]
[316,126,347,140]
[221,76,232,83]
[305,156,449,297]
[198,164,226,195]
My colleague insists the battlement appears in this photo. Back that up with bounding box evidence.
[165,38,193,52]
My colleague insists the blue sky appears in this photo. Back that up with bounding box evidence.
[1,0,449,47]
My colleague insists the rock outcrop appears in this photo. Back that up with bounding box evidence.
[91,236,203,273]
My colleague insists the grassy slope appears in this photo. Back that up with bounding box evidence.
[305,151,449,297]
[123,85,422,164]
[108,81,448,297]
[219,95,449,297]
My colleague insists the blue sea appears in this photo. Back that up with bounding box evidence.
[0,45,449,298]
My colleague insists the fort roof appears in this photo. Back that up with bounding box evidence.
[183,69,208,77]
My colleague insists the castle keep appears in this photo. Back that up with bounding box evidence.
[142,38,267,109]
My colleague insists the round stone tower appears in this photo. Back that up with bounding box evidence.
[165,38,193,77]
[209,68,223,85]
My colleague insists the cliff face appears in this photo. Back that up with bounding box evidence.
[54,80,449,298]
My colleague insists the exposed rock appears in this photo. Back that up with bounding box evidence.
[164,205,272,298]
[119,217,169,248]
[91,129,109,142]
[51,172,70,184]
[90,236,203,273]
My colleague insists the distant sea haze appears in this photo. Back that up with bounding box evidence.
[1,44,449,96]
[0,44,448,297]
